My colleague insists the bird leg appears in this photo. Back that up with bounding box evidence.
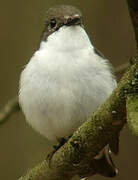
[46,137,67,166]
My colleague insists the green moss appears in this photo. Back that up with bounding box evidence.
[127,94,138,136]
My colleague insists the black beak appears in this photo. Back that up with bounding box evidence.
[65,15,81,26]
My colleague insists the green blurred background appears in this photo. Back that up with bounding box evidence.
[0,0,138,179]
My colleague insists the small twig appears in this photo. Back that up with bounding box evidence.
[0,96,20,124]
[115,62,129,76]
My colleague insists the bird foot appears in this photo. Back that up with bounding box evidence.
[46,137,67,167]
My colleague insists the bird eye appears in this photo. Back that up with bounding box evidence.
[49,18,57,29]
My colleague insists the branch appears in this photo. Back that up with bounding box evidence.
[126,0,138,135]
[0,96,19,124]
[127,0,138,52]
[115,62,129,76]
[126,94,138,136]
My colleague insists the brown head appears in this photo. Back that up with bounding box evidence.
[41,5,83,42]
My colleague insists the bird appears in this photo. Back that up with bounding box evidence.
[19,5,118,179]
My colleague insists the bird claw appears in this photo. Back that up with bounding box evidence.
[46,150,56,167]
[46,137,67,167]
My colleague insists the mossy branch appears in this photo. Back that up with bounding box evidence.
[127,94,138,136]
[126,0,138,135]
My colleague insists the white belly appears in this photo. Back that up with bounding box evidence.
[19,26,116,142]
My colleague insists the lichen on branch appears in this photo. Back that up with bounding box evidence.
[127,94,138,136]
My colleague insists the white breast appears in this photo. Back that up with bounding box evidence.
[19,26,116,142]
